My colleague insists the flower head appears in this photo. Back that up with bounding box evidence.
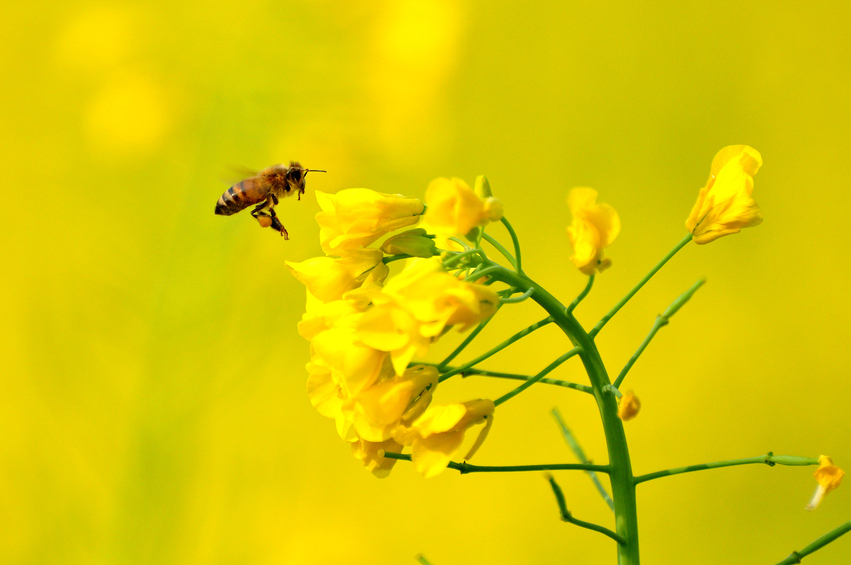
[403,399,495,478]
[566,188,620,275]
[316,189,424,254]
[347,365,438,443]
[423,177,503,238]
[686,145,763,244]
[617,390,641,421]
[806,455,844,510]
[286,248,388,303]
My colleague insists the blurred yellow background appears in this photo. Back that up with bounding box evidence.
[2,1,850,563]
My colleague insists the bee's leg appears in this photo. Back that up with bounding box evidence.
[251,200,275,229]
[269,208,289,239]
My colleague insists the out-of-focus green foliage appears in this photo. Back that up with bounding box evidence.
[2,1,850,563]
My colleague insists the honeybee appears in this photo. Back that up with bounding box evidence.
[214,161,325,239]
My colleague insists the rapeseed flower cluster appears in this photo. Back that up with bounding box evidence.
[288,184,501,477]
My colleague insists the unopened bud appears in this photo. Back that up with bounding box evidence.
[380,229,438,258]
[474,175,493,199]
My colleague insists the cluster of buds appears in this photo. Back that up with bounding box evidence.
[287,178,504,477]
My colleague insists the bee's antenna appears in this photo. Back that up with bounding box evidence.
[305,169,327,175]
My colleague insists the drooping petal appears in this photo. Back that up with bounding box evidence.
[686,146,763,244]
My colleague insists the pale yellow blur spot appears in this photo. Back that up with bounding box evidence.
[84,73,169,156]
[54,7,135,72]
[368,0,464,160]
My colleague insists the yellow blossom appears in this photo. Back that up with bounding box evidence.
[350,436,404,479]
[353,259,499,374]
[381,258,500,335]
[354,301,433,376]
[286,248,388,303]
[566,188,620,275]
[347,365,438,442]
[310,328,386,397]
[806,455,844,510]
[403,399,495,478]
[617,390,641,421]
[423,177,504,238]
[306,360,351,439]
[316,188,424,254]
[296,290,365,341]
[685,145,763,244]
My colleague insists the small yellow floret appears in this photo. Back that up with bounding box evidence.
[423,177,504,238]
[617,390,641,421]
[685,145,763,244]
[566,188,620,275]
[806,455,844,510]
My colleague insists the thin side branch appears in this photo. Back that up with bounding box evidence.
[546,474,626,545]
[634,453,819,485]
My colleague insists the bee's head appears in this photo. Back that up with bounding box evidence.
[287,161,325,193]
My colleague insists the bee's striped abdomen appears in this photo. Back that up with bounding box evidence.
[215,179,261,216]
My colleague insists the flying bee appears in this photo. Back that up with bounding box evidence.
[214,161,325,239]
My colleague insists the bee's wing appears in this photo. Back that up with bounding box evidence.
[219,166,260,186]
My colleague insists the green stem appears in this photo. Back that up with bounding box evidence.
[382,253,414,264]
[481,232,517,269]
[633,453,819,485]
[464,265,501,282]
[613,278,706,389]
[774,521,851,565]
[613,317,666,389]
[500,217,523,274]
[552,408,615,511]
[442,249,484,269]
[501,288,535,304]
[493,347,582,406]
[486,265,640,563]
[382,452,609,474]
[412,362,593,394]
[547,474,626,545]
[437,310,499,370]
[449,236,471,251]
[590,233,693,338]
[416,555,432,565]
[438,316,554,383]
[567,275,595,315]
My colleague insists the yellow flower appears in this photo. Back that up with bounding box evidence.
[287,249,388,304]
[310,328,386,397]
[348,365,438,442]
[315,189,424,254]
[566,188,620,275]
[806,455,844,510]
[354,301,433,376]
[404,399,495,478]
[354,259,499,374]
[296,290,365,341]
[617,390,641,421]
[423,177,504,238]
[686,145,763,244]
[350,436,404,479]
[306,360,351,439]
[381,258,500,336]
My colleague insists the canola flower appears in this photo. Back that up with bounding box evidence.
[566,188,620,275]
[287,155,847,564]
[686,145,763,244]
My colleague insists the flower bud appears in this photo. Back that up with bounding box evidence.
[474,175,493,198]
[380,228,438,258]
